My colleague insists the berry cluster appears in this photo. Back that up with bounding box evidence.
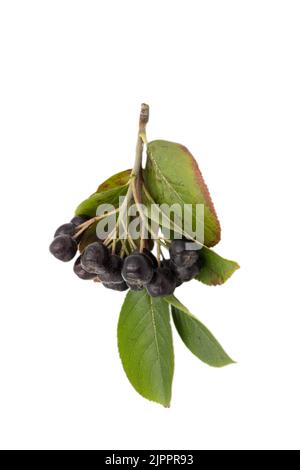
[49,217,202,297]
[49,215,90,262]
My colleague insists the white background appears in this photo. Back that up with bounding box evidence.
[0,0,299,450]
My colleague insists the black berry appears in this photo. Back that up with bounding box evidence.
[147,266,176,297]
[169,239,200,268]
[73,256,96,280]
[139,249,158,268]
[162,259,182,287]
[54,222,76,237]
[71,215,90,226]
[98,255,128,291]
[49,235,77,262]
[81,242,109,273]
[174,262,200,282]
[121,252,154,288]
[98,254,124,283]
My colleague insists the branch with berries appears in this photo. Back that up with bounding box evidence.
[49,104,239,407]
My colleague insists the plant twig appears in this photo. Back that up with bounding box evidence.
[156,239,161,266]
[74,208,119,239]
[114,104,149,250]
[132,180,160,244]
[79,105,150,253]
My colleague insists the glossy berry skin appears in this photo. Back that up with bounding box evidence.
[121,253,154,288]
[54,222,76,237]
[73,256,96,280]
[99,255,128,290]
[162,259,182,287]
[49,235,77,262]
[139,249,158,268]
[70,215,90,226]
[81,242,109,273]
[169,239,200,268]
[147,266,176,297]
[174,262,200,282]
[98,254,124,283]
[131,249,158,273]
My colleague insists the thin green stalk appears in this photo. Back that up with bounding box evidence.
[74,208,119,239]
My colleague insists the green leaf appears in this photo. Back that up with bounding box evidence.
[142,189,239,285]
[75,184,128,217]
[165,295,235,368]
[197,247,240,286]
[118,290,174,407]
[75,169,131,217]
[144,140,220,247]
[96,169,131,192]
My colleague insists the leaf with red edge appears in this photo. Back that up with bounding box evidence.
[74,170,131,218]
[144,140,220,247]
[96,169,131,192]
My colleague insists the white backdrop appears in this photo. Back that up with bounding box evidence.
[0,0,300,450]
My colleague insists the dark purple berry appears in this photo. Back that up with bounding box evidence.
[169,239,200,268]
[49,235,77,262]
[162,259,182,287]
[161,259,172,269]
[174,262,200,282]
[73,256,96,280]
[169,239,186,256]
[121,253,154,288]
[81,242,109,273]
[54,222,76,237]
[147,266,176,297]
[71,215,90,226]
[98,254,124,283]
[140,249,158,268]
[97,255,128,290]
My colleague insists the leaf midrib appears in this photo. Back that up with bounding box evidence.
[149,296,166,398]
[166,296,224,354]
[148,149,202,225]
[148,149,187,206]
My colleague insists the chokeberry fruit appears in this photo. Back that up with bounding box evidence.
[174,262,200,282]
[162,259,182,287]
[121,252,154,288]
[54,222,76,237]
[70,215,90,226]
[169,239,200,268]
[98,254,124,283]
[73,256,96,280]
[138,249,158,268]
[81,242,109,273]
[49,235,77,262]
[147,266,176,297]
